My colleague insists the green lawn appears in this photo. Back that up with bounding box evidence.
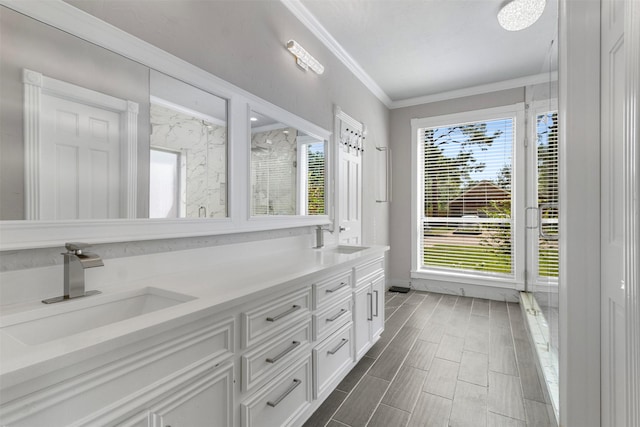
[538,247,559,278]
[424,244,559,278]
[424,244,512,274]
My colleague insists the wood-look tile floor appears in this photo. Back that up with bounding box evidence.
[303,291,554,427]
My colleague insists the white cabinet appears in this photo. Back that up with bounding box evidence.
[127,361,234,427]
[370,275,385,340]
[353,257,385,360]
[0,316,235,427]
[313,322,354,398]
[240,356,312,427]
[354,282,373,359]
[0,252,387,427]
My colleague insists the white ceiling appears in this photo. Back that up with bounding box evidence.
[286,0,558,107]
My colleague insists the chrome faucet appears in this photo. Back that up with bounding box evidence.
[42,242,104,304]
[314,225,327,249]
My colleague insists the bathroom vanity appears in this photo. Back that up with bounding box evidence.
[0,242,388,426]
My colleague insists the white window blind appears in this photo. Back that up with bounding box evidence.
[305,141,325,215]
[420,117,514,276]
[536,111,559,278]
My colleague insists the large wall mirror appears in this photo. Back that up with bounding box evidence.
[250,111,326,217]
[0,2,330,249]
[0,7,229,221]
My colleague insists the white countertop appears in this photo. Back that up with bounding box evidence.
[0,244,388,388]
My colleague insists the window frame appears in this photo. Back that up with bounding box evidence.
[410,103,526,289]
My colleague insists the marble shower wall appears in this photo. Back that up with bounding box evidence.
[151,103,227,218]
[251,128,297,215]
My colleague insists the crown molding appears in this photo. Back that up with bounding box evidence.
[390,72,558,109]
[280,0,393,108]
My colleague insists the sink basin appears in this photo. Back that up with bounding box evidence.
[324,245,369,254]
[1,287,196,346]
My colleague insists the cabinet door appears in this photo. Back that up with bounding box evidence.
[150,363,233,427]
[353,284,372,360]
[370,276,385,340]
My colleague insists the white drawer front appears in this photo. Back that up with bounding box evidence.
[241,355,312,427]
[354,257,384,284]
[312,270,352,309]
[241,288,311,349]
[313,296,352,341]
[313,323,354,398]
[241,321,311,392]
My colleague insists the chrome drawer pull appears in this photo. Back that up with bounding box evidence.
[325,282,348,293]
[327,338,349,355]
[266,305,301,322]
[367,293,373,321]
[326,308,348,322]
[265,341,300,363]
[266,379,302,407]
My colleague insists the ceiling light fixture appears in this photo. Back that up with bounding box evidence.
[497,0,546,31]
[287,40,324,75]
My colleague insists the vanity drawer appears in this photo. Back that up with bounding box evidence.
[313,322,354,398]
[313,296,352,341]
[241,288,311,349]
[241,320,311,392]
[312,270,352,309]
[354,257,385,284]
[241,355,312,427]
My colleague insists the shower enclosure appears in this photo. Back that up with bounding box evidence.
[522,15,560,422]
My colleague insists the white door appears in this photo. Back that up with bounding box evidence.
[601,0,626,424]
[40,93,121,219]
[337,120,362,245]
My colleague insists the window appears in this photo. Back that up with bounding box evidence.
[298,139,325,215]
[412,104,525,285]
[149,148,184,218]
[535,110,559,278]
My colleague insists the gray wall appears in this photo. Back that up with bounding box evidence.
[388,88,525,285]
[0,7,151,219]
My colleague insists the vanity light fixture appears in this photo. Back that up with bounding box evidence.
[497,0,546,31]
[286,40,324,75]
[250,117,258,122]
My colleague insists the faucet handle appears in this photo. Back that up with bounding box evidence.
[65,242,91,254]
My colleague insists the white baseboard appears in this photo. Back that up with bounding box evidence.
[389,277,520,302]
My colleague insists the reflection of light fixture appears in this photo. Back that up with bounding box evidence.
[250,117,258,122]
[497,0,546,31]
[286,40,324,75]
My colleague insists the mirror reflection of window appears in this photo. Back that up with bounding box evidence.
[149,148,183,218]
[298,139,325,215]
[250,110,326,216]
[149,71,228,219]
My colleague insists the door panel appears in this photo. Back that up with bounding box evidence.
[601,0,626,422]
[40,94,121,219]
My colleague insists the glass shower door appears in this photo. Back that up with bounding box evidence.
[525,102,560,414]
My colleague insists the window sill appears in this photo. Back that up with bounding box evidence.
[411,268,523,290]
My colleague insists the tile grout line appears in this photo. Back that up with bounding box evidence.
[326,292,441,427]
[323,291,424,427]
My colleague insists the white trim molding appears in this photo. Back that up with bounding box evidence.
[625,0,640,424]
[558,0,602,425]
[280,0,392,107]
[391,72,558,110]
[22,68,139,220]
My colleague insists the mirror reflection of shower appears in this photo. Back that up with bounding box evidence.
[148,71,227,219]
[250,110,326,216]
